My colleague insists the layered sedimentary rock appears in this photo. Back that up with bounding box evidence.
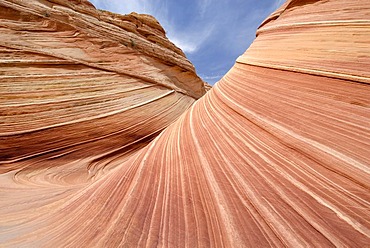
[0,0,206,175]
[1,0,370,247]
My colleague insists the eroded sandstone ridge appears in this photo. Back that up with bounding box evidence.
[0,0,206,168]
[1,0,370,247]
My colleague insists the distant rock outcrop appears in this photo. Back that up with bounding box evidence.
[0,0,369,247]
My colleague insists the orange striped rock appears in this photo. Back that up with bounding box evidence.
[0,0,369,247]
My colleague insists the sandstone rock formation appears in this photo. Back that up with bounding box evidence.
[1,0,369,247]
[0,0,206,170]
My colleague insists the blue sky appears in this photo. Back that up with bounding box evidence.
[90,0,285,85]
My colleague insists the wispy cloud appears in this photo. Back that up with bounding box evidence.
[198,0,211,17]
[200,74,225,80]
[91,0,150,15]
[274,0,286,9]
[167,24,214,54]
[168,37,197,54]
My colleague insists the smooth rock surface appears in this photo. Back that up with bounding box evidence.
[1,0,369,247]
[0,0,206,170]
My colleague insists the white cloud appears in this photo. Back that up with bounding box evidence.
[201,74,224,80]
[167,24,214,54]
[274,0,286,9]
[91,0,149,14]
[169,37,198,54]
[198,0,211,17]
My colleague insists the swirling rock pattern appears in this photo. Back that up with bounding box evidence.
[0,0,206,173]
[1,0,369,247]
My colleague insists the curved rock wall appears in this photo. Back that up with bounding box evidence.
[1,0,369,247]
[0,0,205,172]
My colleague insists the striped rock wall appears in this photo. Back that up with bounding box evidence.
[0,0,369,247]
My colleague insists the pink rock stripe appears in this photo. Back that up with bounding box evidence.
[0,0,369,247]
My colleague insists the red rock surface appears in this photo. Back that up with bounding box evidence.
[0,0,206,167]
[1,0,369,247]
